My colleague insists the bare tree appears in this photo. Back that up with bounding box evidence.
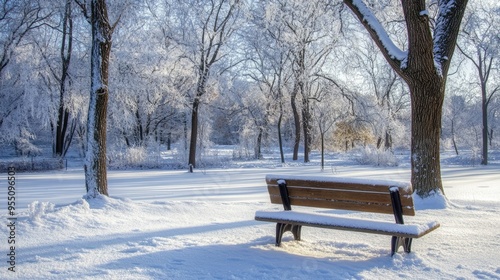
[166,0,241,168]
[343,0,468,197]
[245,10,294,163]
[37,0,77,158]
[264,0,336,162]
[457,2,499,165]
[53,0,76,158]
[347,39,408,151]
[0,0,49,75]
[0,0,50,131]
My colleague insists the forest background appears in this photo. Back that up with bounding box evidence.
[0,0,498,171]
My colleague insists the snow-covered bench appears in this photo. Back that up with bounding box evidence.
[255,175,440,256]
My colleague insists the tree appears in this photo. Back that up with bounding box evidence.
[0,0,49,76]
[244,9,294,162]
[78,0,119,197]
[443,94,472,154]
[343,0,468,197]
[346,38,409,151]
[263,0,337,162]
[108,1,192,150]
[313,87,347,170]
[36,0,77,158]
[457,2,499,165]
[0,0,49,133]
[168,0,241,168]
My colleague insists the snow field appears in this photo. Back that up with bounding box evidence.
[0,164,499,279]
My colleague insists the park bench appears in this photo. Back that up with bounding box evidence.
[255,174,440,256]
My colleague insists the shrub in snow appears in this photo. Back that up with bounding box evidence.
[0,157,63,172]
[15,138,42,157]
[108,145,170,169]
[28,201,55,223]
[124,146,147,165]
[352,146,399,167]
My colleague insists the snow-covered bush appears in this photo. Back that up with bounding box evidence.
[351,146,399,167]
[107,145,181,169]
[0,157,64,172]
[108,146,152,169]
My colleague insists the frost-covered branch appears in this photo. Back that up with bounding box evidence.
[433,0,469,77]
[343,0,407,77]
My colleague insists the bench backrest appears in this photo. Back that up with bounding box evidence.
[266,175,415,216]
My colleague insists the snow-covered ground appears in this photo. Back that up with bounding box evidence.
[1,152,499,279]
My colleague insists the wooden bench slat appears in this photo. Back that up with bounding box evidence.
[270,194,415,216]
[255,210,440,239]
[266,177,413,196]
[267,185,414,205]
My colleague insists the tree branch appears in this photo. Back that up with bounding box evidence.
[343,0,407,78]
[433,0,469,77]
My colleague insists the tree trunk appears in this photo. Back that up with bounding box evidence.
[167,132,172,150]
[291,87,300,161]
[277,111,285,164]
[55,0,74,158]
[302,97,311,163]
[320,132,325,170]
[55,107,70,157]
[384,130,392,150]
[188,97,200,168]
[489,129,493,147]
[481,84,488,165]
[451,119,459,155]
[85,0,113,197]
[409,80,445,197]
[255,127,263,159]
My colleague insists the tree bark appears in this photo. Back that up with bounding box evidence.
[408,79,445,197]
[84,0,113,197]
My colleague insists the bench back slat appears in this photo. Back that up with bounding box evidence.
[266,176,416,216]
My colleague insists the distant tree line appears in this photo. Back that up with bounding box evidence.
[0,0,498,197]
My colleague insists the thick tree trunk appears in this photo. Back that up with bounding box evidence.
[85,0,112,197]
[408,79,445,197]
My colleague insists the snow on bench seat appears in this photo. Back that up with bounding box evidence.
[255,210,440,238]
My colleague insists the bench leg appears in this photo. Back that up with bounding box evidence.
[276,223,302,246]
[391,236,413,256]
